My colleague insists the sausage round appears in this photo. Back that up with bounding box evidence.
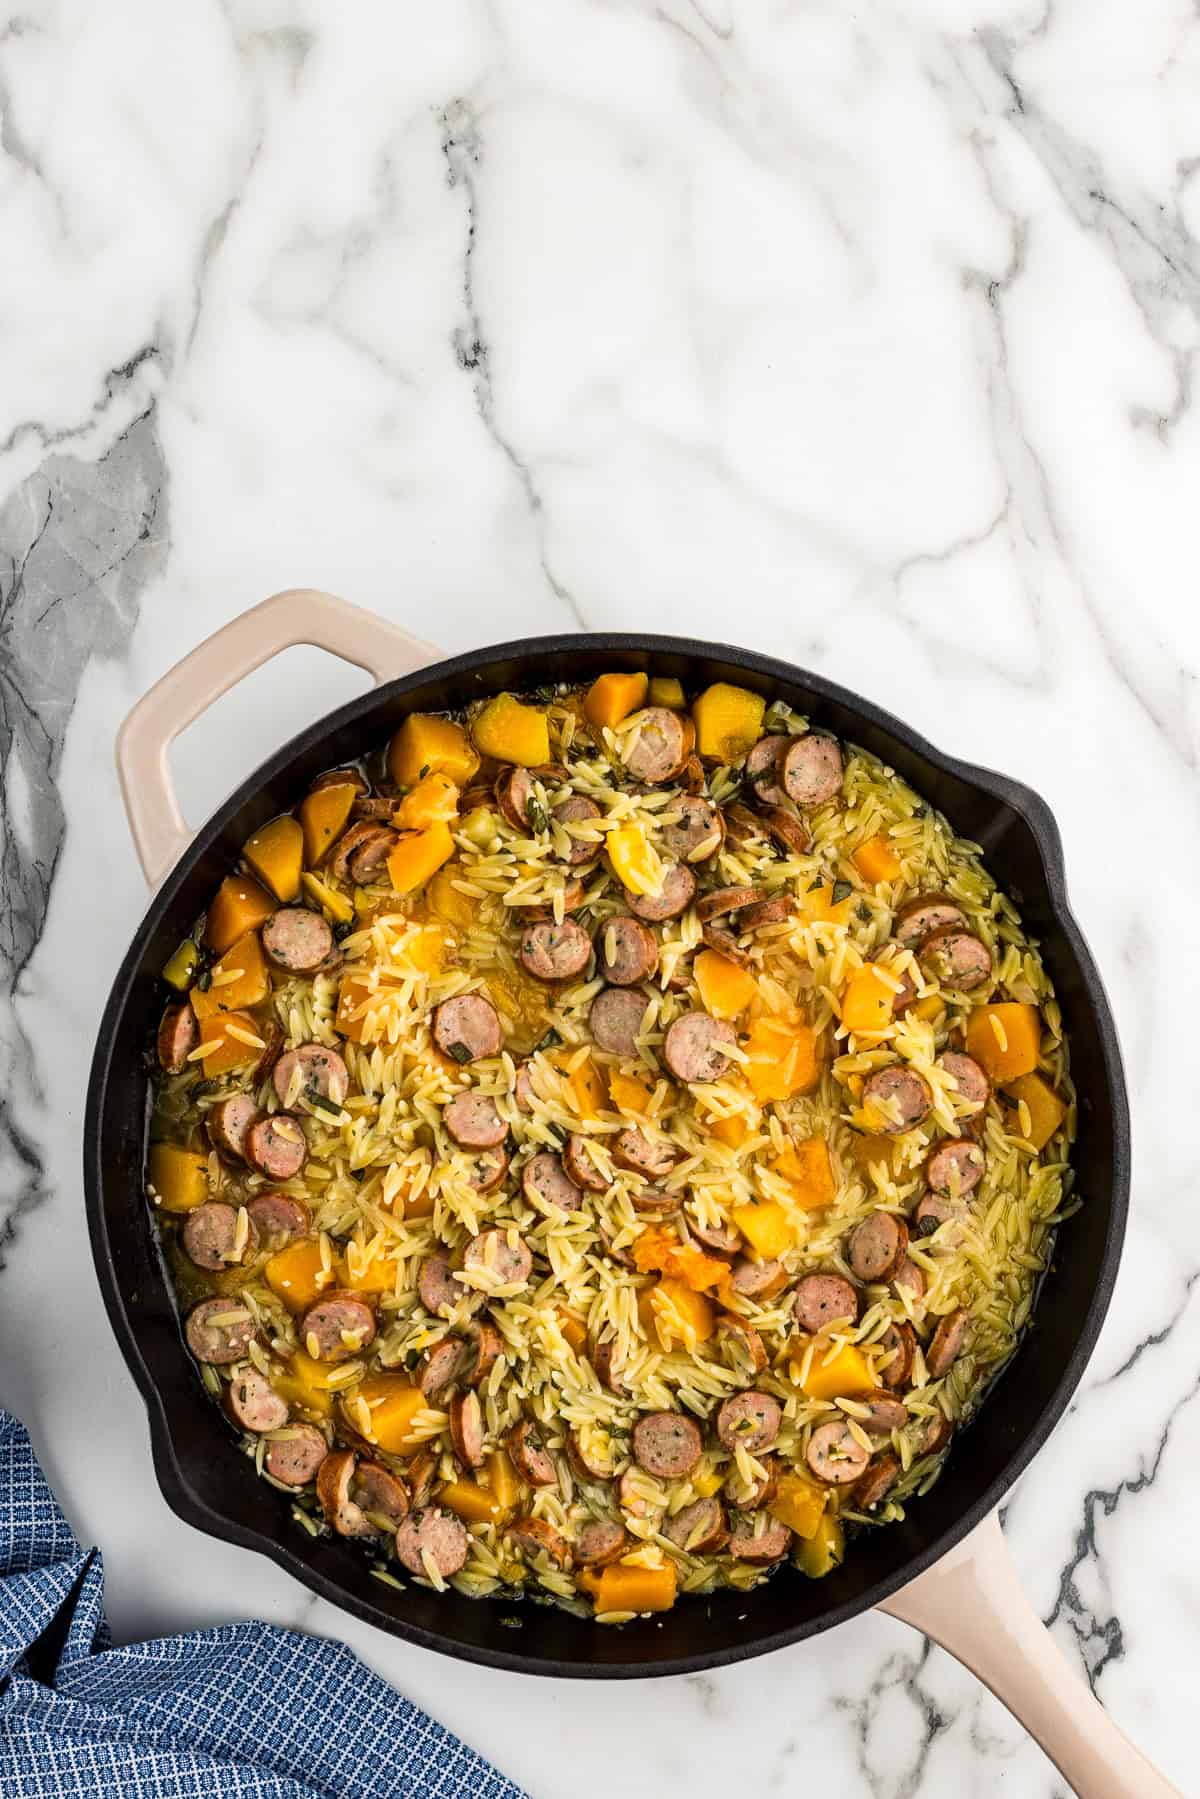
[937,1050,990,1111]
[715,1314,768,1375]
[919,927,992,993]
[847,1211,910,1283]
[574,1518,630,1567]
[629,862,696,922]
[525,878,587,922]
[793,1273,859,1332]
[417,1337,465,1400]
[629,1184,677,1217]
[666,1497,729,1554]
[588,986,649,1055]
[506,1515,573,1568]
[206,1093,261,1162]
[759,805,812,856]
[273,1043,349,1110]
[779,733,843,808]
[522,1150,583,1214]
[553,795,603,864]
[727,1514,792,1564]
[660,797,724,863]
[663,1012,736,1084]
[519,918,592,983]
[860,1389,909,1436]
[689,1216,743,1256]
[853,1451,901,1511]
[730,1257,784,1298]
[878,1320,917,1390]
[568,1428,615,1483]
[224,1365,288,1433]
[715,1390,782,1454]
[592,1336,627,1393]
[246,1190,310,1248]
[182,1202,257,1272]
[513,1061,536,1113]
[563,1133,608,1193]
[444,1091,507,1149]
[631,1410,703,1479]
[921,1410,955,1456]
[450,1389,486,1469]
[395,1508,469,1578]
[355,1460,410,1528]
[695,886,762,924]
[433,993,503,1064]
[506,1417,557,1486]
[261,907,334,974]
[805,1419,871,1486]
[622,708,691,783]
[891,1256,927,1302]
[330,820,398,883]
[419,1251,466,1315]
[245,1113,307,1179]
[158,1002,198,1074]
[926,1138,985,1199]
[596,915,659,986]
[316,1449,376,1538]
[699,923,752,969]
[740,895,794,930]
[495,765,535,832]
[612,1128,677,1179]
[299,1291,376,1363]
[894,893,969,950]
[462,1229,532,1289]
[744,734,791,807]
[265,1424,328,1488]
[459,1317,503,1388]
[926,1307,970,1377]
[185,1298,257,1365]
[464,1146,509,1193]
[861,1065,932,1135]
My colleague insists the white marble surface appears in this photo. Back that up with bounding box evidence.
[1,0,1198,1793]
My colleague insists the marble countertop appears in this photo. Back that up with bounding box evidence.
[2,1,1197,1793]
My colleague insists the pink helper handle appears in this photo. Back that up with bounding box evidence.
[116,588,440,887]
[880,1511,1181,1797]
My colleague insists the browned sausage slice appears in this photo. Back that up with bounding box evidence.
[695,885,762,923]
[419,1251,466,1315]
[689,1216,743,1256]
[245,1113,308,1180]
[622,708,690,783]
[224,1365,289,1433]
[730,1256,784,1298]
[574,1518,630,1567]
[316,1448,375,1538]
[727,1513,792,1564]
[894,892,968,949]
[715,1314,768,1376]
[330,820,397,883]
[847,1211,910,1283]
[666,1497,729,1554]
[740,895,795,930]
[878,1320,917,1389]
[299,1291,376,1363]
[553,795,603,864]
[351,794,400,822]
[744,734,791,806]
[311,766,368,794]
[629,1185,677,1217]
[462,1229,532,1289]
[793,1273,859,1332]
[882,959,919,1015]
[394,1507,469,1578]
[805,1419,871,1485]
[450,1388,486,1468]
[663,1012,736,1083]
[246,1190,309,1248]
[406,1450,440,1511]
[612,1128,678,1178]
[522,1150,583,1214]
[919,927,992,992]
[852,1451,901,1511]
[699,924,753,969]
[185,1298,257,1365]
[660,797,724,863]
[926,1307,970,1376]
[495,765,535,831]
[629,863,696,922]
[417,1337,465,1400]
[354,1460,410,1527]
[591,1336,627,1393]
[513,1061,536,1113]
[779,734,843,808]
[459,1317,503,1388]
[506,1515,572,1568]
[588,987,649,1055]
[464,1146,509,1193]
[519,918,592,983]
[261,907,334,973]
[444,1091,507,1149]
[715,1390,782,1454]
[861,1066,932,1135]
[265,1423,328,1488]
[596,915,659,986]
[937,1050,990,1111]
[631,1410,703,1478]
[758,806,812,856]
[273,1043,349,1110]
[206,1093,261,1162]
[433,993,503,1063]
[859,1390,909,1436]
[925,1138,985,1199]
[506,1417,557,1486]
[182,1202,257,1271]
[920,1410,954,1456]
[568,1429,615,1483]
[563,1134,608,1193]
[524,878,588,923]
[891,1257,927,1302]
[158,1002,198,1074]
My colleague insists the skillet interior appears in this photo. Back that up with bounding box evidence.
[85,634,1128,1676]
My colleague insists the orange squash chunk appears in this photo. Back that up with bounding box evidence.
[853,835,902,884]
[350,1376,427,1454]
[1004,1071,1067,1149]
[584,1561,677,1614]
[584,672,648,731]
[771,1136,836,1211]
[389,714,479,788]
[243,815,304,902]
[694,949,757,1019]
[965,1003,1041,1081]
[841,964,895,1034]
[299,780,359,868]
[394,772,459,830]
[265,1239,337,1314]
[745,1016,819,1102]
[190,930,269,1021]
[195,1009,265,1075]
[204,873,276,954]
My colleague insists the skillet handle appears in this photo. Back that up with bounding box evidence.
[879,1511,1180,1797]
[116,588,439,888]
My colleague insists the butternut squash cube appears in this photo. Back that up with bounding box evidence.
[745,1016,820,1102]
[394,771,459,830]
[797,875,853,927]
[425,864,474,928]
[586,1561,677,1614]
[555,1306,589,1352]
[1004,1071,1067,1150]
[190,930,269,1021]
[639,1279,714,1350]
[796,1510,844,1578]
[771,1136,836,1211]
[788,1336,876,1399]
[607,1068,653,1114]
[483,1448,521,1511]
[389,714,479,788]
[386,822,455,895]
[852,834,902,884]
[349,1375,427,1454]
[692,683,766,761]
[195,1009,265,1075]
[265,1238,337,1314]
[965,1002,1041,1081]
[299,781,358,868]
[147,1141,209,1213]
[439,1478,507,1525]
[606,824,663,896]
[694,948,757,1019]
[770,1472,827,1540]
[299,870,354,924]
[647,676,685,709]
[584,672,648,730]
[841,963,895,1034]
[470,693,551,767]
[204,873,276,954]
[730,1201,793,1260]
[273,1353,334,1418]
[565,1055,608,1121]
[243,815,304,903]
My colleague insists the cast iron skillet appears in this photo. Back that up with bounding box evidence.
[84,591,1172,1798]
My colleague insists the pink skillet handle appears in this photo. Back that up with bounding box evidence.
[879,1511,1181,1798]
[116,588,440,888]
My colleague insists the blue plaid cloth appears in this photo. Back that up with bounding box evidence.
[0,1411,526,1798]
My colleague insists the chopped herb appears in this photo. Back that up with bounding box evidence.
[334,920,353,941]
[419,764,430,779]
[832,879,852,905]
[498,1615,523,1629]
[404,1348,420,1369]
[526,797,549,834]
[996,1089,1019,1109]
[196,969,213,992]
[310,1093,342,1117]
[534,1028,562,1052]
[912,805,927,818]
[807,876,825,893]
[447,1041,473,1064]
[856,902,873,923]
[351,1168,366,1182]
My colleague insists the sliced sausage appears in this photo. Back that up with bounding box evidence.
[629,862,696,922]
[859,1390,909,1437]
[926,1307,970,1377]
[779,733,843,808]
[525,878,587,922]
[223,1365,289,1433]
[395,1508,469,1578]
[727,1514,792,1564]
[417,1337,465,1401]
[715,1390,781,1455]
[563,1133,608,1193]
[631,1410,703,1479]
[261,908,334,974]
[519,918,593,983]
[660,797,723,863]
[506,1515,572,1568]
[406,1450,440,1511]
[597,915,659,986]
[926,1138,985,1199]
[861,1065,932,1135]
[937,1050,990,1111]
[878,1320,917,1390]
[354,1460,410,1528]
[182,1201,257,1272]
[894,893,969,950]
[852,1451,901,1511]
[299,1291,376,1363]
[444,1091,507,1149]
[462,1229,532,1289]
[700,924,752,969]
[920,1410,955,1456]
[805,1419,871,1486]
[744,734,791,807]
[419,1251,466,1315]
[350,794,400,822]
[730,1257,784,1299]
[433,993,503,1063]
[157,1002,198,1074]
[185,1298,257,1365]
[758,805,812,856]
[880,959,919,1015]
[618,1467,662,1520]
[522,1150,583,1214]
[588,986,648,1055]
[459,1317,503,1388]
[273,1043,349,1110]
[253,1022,286,1085]
[919,927,992,993]
[663,1012,736,1084]
[245,1113,307,1180]
[689,1216,743,1256]
[793,1273,858,1333]
[629,1184,677,1217]
[912,1192,968,1240]
[715,1315,768,1376]
[265,1423,328,1488]
[847,1212,910,1284]
[553,795,603,864]
[695,886,762,924]
[506,1417,557,1487]
[316,1448,375,1538]
[727,1453,779,1511]
[612,1128,678,1179]
[206,1093,261,1163]
[246,1190,309,1248]
[666,1497,728,1554]
[330,820,397,883]
[574,1518,630,1567]
[495,765,535,832]
[740,895,794,930]
[450,1389,486,1469]
[513,1061,536,1113]
[311,766,368,794]
[622,707,691,783]
[465,1146,509,1193]
[891,1257,927,1302]
[592,1335,627,1393]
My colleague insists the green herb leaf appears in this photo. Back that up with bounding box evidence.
[526,797,549,834]
[447,1041,473,1064]
[196,969,213,991]
[832,879,852,905]
[807,876,824,893]
[534,1028,563,1052]
[310,1092,343,1117]
[419,764,430,779]
[856,901,872,923]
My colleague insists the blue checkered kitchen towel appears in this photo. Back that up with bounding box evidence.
[0,1410,527,1798]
